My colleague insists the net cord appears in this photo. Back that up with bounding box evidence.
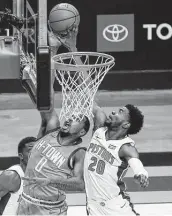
[53,52,115,121]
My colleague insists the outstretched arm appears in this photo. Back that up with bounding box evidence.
[20,61,60,139]
[36,69,60,139]
[21,25,83,138]
[119,144,149,188]
[38,26,83,137]
[20,30,62,139]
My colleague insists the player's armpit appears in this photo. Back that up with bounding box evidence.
[0,170,21,196]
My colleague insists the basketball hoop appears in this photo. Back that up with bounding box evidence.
[52,52,115,121]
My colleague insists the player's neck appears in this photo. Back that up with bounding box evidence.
[106,128,127,140]
[58,133,78,146]
[20,162,26,172]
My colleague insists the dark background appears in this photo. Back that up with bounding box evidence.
[0,0,172,92]
[48,0,172,71]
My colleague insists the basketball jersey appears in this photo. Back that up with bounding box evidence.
[23,130,84,202]
[84,127,135,201]
[2,165,24,215]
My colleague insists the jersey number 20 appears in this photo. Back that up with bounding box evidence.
[88,156,105,175]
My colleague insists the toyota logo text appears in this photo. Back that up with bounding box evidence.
[103,24,128,42]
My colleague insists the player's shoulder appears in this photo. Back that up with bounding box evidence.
[91,126,107,141]
[37,127,60,140]
[93,126,107,136]
[7,164,22,171]
[7,164,24,178]
[120,136,135,146]
[0,168,21,183]
[118,139,138,159]
[118,137,135,153]
[48,128,60,138]
[0,169,21,193]
[75,147,87,155]
[70,147,87,158]
[68,147,87,169]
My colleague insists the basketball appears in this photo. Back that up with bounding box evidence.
[49,3,80,33]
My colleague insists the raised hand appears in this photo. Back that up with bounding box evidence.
[54,24,78,51]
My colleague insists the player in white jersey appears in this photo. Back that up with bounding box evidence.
[0,136,36,215]
[84,104,149,216]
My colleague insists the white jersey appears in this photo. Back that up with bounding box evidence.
[84,127,135,201]
[2,164,24,215]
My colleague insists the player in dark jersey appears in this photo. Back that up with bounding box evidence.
[17,116,89,215]
[17,20,89,215]
[0,137,36,215]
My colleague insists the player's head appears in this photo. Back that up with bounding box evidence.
[105,104,144,135]
[18,137,36,165]
[60,115,90,140]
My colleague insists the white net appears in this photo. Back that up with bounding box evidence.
[52,52,115,121]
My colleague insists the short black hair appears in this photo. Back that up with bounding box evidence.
[83,116,90,134]
[125,104,144,135]
[18,137,37,154]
